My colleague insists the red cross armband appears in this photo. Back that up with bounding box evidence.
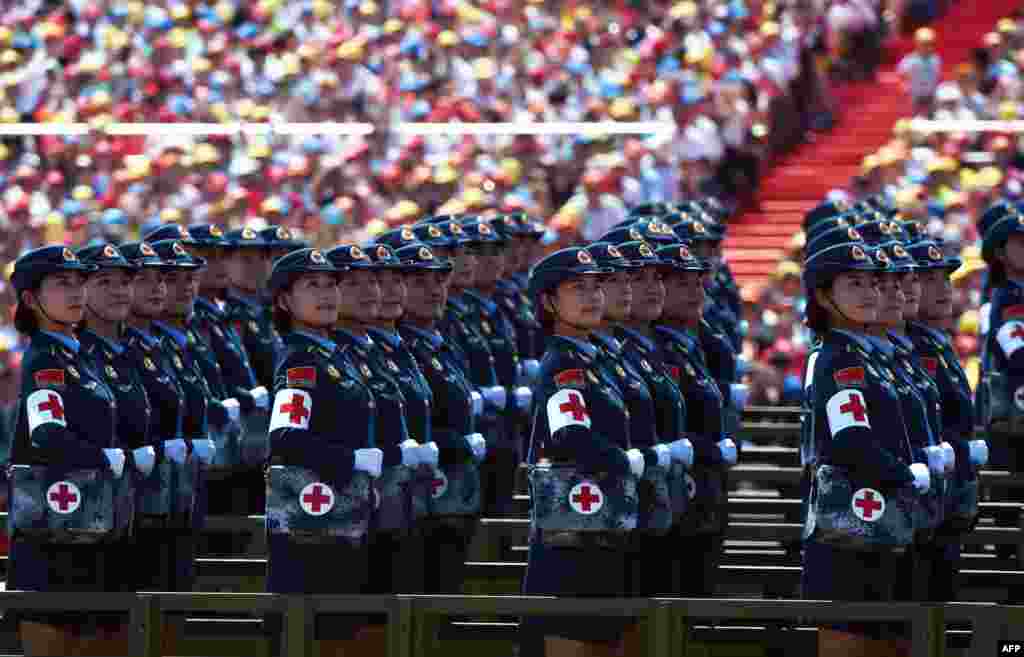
[26,389,68,435]
[269,388,313,432]
[546,388,591,434]
[997,320,1024,358]
[826,389,871,436]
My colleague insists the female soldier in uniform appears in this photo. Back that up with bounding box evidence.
[7,246,126,656]
[522,247,647,657]
[397,243,488,598]
[609,240,695,596]
[907,239,987,601]
[325,243,435,653]
[265,248,385,656]
[652,243,737,598]
[800,228,932,657]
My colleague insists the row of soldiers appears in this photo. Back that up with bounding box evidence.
[5,199,747,657]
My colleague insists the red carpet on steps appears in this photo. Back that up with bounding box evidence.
[723,0,1017,291]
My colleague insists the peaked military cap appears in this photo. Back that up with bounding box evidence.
[672,218,719,243]
[268,248,342,297]
[150,240,207,269]
[365,243,405,269]
[144,223,197,245]
[655,242,711,272]
[119,241,174,269]
[375,225,421,250]
[76,243,139,271]
[803,224,873,289]
[326,243,375,269]
[587,241,637,270]
[459,216,504,244]
[393,243,454,272]
[187,224,230,248]
[259,225,306,250]
[615,240,675,269]
[224,226,269,250]
[803,198,853,232]
[528,247,612,300]
[979,200,1024,261]
[11,245,98,292]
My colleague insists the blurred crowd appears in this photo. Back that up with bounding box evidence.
[0,0,949,408]
[744,10,1024,407]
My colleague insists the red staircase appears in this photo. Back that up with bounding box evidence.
[724,1,1017,293]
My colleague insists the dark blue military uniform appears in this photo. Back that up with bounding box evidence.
[7,247,124,627]
[521,248,638,643]
[395,243,483,595]
[224,227,283,391]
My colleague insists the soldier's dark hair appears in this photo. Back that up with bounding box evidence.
[272,304,293,335]
[804,286,832,334]
[13,301,38,335]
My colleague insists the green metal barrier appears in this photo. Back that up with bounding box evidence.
[0,591,1018,657]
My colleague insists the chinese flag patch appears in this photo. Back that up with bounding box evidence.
[286,366,317,388]
[33,369,65,388]
[668,366,681,381]
[1005,305,1024,320]
[920,357,938,376]
[554,369,584,388]
[833,367,866,387]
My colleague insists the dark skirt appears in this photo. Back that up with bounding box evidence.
[629,530,723,597]
[8,539,126,629]
[421,516,477,595]
[266,534,370,639]
[801,540,908,639]
[522,539,631,642]
[126,528,197,593]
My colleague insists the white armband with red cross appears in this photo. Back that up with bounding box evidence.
[269,388,312,432]
[826,389,871,436]
[996,320,1024,358]
[546,388,591,435]
[26,389,67,436]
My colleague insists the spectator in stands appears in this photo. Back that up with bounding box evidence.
[899,27,942,117]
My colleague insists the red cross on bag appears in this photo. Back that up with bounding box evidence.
[851,488,885,522]
[269,388,313,432]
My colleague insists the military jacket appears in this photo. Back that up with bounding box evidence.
[79,328,152,450]
[493,278,542,361]
[399,324,475,465]
[805,329,915,489]
[269,331,376,487]
[12,331,116,468]
[590,331,660,461]
[193,297,260,412]
[368,327,432,445]
[653,324,725,464]
[152,322,211,439]
[122,326,185,442]
[528,336,632,475]
[908,321,975,479]
[886,332,942,453]
[334,329,407,466]
[462,289,520,389]
[439,293,499,388]
[226,291,283,391]
[617,326,687,444]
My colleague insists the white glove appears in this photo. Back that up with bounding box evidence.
[163,438,189,465]
[910,462,931,494]
[730,383,750,409]
[191,439,216,466]
[469,390,484,417]
[924,446,945,476]
[103,448,126,479]
[417,442,440,468]
[968,439,989,468]
[716,438,738,466]
[400,438,422,467]
[466,432,487,462]
[354,448,384,478]
[513,386,532,411]
[939,442,956,474]
[482,385,507,411]
[626,448,645,478]
[521,359,541,381]
[132,446,156,477]
[249,386,270,410]
[669,438,694,467]
[652,444,671,469]
[222,398,241,423]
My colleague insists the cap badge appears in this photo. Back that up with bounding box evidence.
[893,244,908,258]
[638,243,654,258]
[419,246,433,261]
[847,227,861,240]
[679,245,691,258]
[276,227,291,240]
[928,245,943,261]
[210,225,223,237]
[103,245,117,258]
[309,250,326,264]
[62,248,76,262]
[172,242,187,256]
[851,245,866,261]
[242,227,257,240]
[350,245,365,259]
[428,225,442,238]
[401,227,415,240]
[607,245,623,258]
[577,250,593,265]
[376,246,390,259]
[140,243,156,257]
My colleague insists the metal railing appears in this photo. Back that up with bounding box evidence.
[0,592,1019,657]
